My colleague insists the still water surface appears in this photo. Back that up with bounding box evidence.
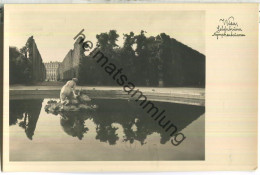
[10,98,205,161]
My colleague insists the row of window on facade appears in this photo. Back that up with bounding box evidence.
[44,62,61,81]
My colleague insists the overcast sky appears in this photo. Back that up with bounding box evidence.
[6,5,205,63]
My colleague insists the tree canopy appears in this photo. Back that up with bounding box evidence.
[79,30,205,87]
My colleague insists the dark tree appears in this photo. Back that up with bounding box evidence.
[78,30,205,87]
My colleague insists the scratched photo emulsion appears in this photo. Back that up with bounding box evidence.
[8,7,205,161]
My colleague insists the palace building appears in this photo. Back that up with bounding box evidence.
[44,61,61,81]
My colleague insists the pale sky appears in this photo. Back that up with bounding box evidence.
[6,4,205,63]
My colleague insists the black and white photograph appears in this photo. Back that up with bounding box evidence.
[8,4,205,161]
[2,3,259,173]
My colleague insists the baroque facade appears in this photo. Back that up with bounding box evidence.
[44,61,61,81]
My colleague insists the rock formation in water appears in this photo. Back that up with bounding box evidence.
[44,92,97,114]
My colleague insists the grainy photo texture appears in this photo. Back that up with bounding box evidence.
[8,7,205,161]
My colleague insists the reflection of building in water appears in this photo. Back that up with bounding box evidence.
[44,61,61,81]
[9,99,43,140]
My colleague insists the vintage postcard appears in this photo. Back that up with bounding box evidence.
[2,3,258,172]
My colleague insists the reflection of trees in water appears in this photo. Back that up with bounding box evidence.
[10,98,205,145]
[9,99,43,140]
[96,125,119,145]
[91,99,205,145]
[57,110,119,144]
[46,99,204,145]
[59,112,90,140]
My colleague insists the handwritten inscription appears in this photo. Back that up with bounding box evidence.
[212,16,245,39]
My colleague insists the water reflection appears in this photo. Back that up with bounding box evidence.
[9,99,205,145]
[10,99,43,140]
[60,112,90,140]
[92,99,205,145]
